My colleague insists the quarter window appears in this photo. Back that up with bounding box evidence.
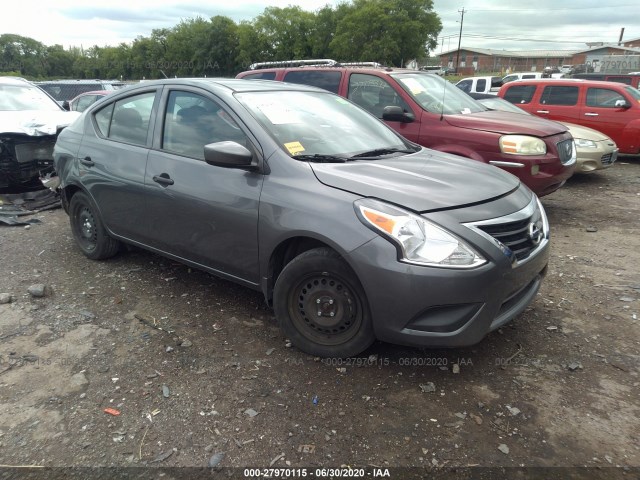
[162,90,248,160]
[283,71,342,94]
[241,72,276,80]
[540,86,579,106]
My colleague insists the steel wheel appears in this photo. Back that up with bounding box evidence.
[273,247,374,357]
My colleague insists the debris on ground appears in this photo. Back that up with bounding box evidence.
[420,382,436,393]
[498,444,510,455]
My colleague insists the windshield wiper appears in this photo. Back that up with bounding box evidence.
[292,154,348,163]
[349,147,417,159]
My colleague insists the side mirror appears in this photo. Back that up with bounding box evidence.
[615,99,631,109]
[382,106,415,123]
[62,100,70,111]
[204,141,256,169]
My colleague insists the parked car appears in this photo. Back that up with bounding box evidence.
[498,78,640,155]
[570,73,640,89]
[0,76,80,191]
[68,90,111,112]
[421,66,446,76]
[455,76,502,94]
[237,62,576,197]
[560,65,574,74]
[53,78,550,357]
[35,80,125,109]
[469,93,618,173]
[501,72,543,84]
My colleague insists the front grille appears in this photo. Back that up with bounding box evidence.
[477,218,538,262]
[556,139,574,165]
[465,196,548,267]
[601,151,617,165]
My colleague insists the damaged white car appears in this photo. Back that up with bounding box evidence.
[0,77,80,191]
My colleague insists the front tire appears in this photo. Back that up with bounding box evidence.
[69,192,120,260]
[273,248,375,358]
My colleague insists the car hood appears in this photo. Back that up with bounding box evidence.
[0,110,81,136]
[310,150,521,212]
[562,122,611,142]
[445,110,567,137]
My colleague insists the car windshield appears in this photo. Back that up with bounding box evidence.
[624,86,640,100]
[392,73,486,115]
[236,91,416,158]
[0,84,62,111]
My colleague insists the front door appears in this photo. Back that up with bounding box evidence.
[144,88,263,284]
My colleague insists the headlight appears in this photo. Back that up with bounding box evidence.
[500,135,546,155]
[574,138,597,148]
[355,200,486,268]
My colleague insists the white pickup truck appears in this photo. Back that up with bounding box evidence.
[455,76,502,95]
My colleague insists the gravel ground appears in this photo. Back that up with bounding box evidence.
[0,157,638,478]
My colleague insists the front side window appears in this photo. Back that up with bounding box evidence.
[393,73,485,114]
[586,88,626,108]
[540,86,579,106]
[162,90,248,160]
[503,85,537,104]
[283,71,342,94]
[347,73,412,118]
[476,79,487,92]
[96,91,155,145]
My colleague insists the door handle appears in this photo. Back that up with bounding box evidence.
[584,112,599,117]
[536,110,549,114]
[80,156,95,167]
[152,173,174,186]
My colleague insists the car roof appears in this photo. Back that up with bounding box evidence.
[503,78,629,88]
[239,66,425,77]
[123,77,341,94]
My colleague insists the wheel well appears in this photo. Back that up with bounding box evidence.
[61,185,82,212]
[266,237,337,305]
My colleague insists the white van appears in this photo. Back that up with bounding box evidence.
[501,72,543,84]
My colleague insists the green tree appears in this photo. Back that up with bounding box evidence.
[330,0,441,66]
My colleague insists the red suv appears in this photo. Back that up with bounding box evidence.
[498,78,640,155]
[237,63,576,197]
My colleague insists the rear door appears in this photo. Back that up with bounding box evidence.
[144,86,263,284]
[77,89,159,242]
[534,84,581,123]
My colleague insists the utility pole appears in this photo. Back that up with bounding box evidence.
[455,7,465,74]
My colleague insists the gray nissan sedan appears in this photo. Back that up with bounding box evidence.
[53,78,549,358]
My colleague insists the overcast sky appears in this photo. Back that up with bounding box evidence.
[4,0,639,54]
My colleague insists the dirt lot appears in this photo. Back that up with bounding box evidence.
[0,158,639,477]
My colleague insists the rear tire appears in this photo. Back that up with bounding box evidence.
[273,248,375,358]
[69,192,120,260]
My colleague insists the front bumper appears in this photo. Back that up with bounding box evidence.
[575,144,618,173]
[345,202,550,348]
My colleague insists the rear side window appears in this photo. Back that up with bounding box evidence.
[586,88,626,108]
[540,86,579,106]
[95,91,156,145]
[241,72,276,80]
[283,71,342,94]
[503,85,537,104]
